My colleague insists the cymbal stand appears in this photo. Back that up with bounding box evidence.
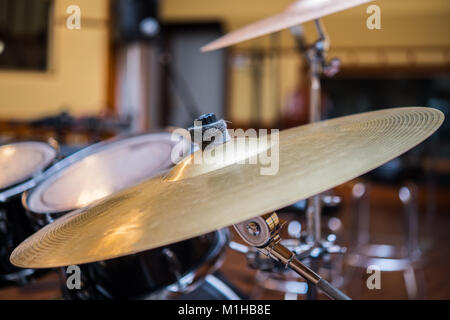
[290,19,342,298]
[233,213,350,300]
[291,19,341,245]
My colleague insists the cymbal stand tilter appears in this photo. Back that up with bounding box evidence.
[233,213,350,300]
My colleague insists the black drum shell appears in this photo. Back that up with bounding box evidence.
[58,230,228,299]
[0,195,37,285]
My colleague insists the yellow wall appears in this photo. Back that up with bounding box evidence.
[0,0,109,120]
[1,0,449,122]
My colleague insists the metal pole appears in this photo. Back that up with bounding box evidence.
[306,23,323,245]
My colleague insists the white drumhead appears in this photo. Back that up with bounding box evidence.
[27,133,185,214]
[0,142,56,190]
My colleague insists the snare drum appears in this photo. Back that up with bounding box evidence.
[24,132,228,299]
[0,141,57,286]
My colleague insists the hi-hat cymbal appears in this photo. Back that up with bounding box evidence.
[11,107,443,268]
[201,0,373,52]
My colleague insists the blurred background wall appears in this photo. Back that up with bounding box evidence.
[0,0,109,119]
[0,0,448,123]
[161,0,450,127]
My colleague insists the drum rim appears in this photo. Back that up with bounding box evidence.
[0,140,58,202]
[23,131,187,215]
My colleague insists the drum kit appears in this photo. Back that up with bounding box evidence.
[0,0,446,300]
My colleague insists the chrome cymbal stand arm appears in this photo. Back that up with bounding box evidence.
[233,213,350,300]
[290,19,340,245]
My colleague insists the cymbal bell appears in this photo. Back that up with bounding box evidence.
[201,0,373,52]
[11,107,444,268]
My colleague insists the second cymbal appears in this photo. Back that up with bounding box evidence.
[201,0,373,52]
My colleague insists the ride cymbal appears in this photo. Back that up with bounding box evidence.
[201,0,373,52]
[11,107,443,268]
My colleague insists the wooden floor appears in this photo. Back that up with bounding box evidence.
[1,181,450,300]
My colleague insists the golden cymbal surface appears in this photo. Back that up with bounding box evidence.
[201,0,373,52]
[11,107,443,268]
